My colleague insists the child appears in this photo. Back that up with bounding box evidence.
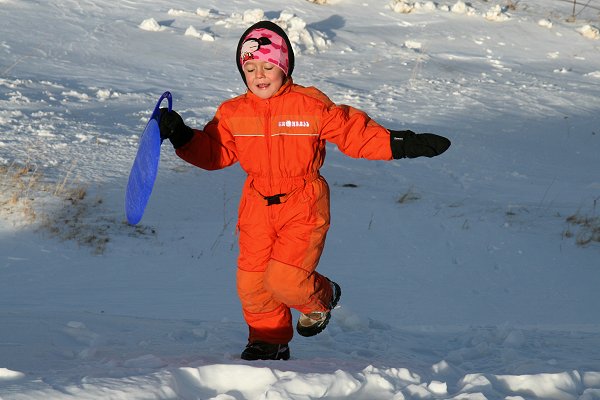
[159,20,450,361]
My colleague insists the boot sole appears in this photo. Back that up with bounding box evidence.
[296,281,341,337]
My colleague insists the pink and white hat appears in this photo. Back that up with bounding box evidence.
[236,21,295,84]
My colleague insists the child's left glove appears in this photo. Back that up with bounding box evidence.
[389,130,451,159]
[158,108,194,149]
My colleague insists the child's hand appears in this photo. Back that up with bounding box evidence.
[158,108,194,149]
[389,130,451,159]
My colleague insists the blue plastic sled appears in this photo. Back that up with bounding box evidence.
[125,91,172,225]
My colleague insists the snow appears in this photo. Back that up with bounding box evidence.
[1,0,600,399]
[577,24,600,40]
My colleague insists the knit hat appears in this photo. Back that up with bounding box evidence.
[236,21,295,85]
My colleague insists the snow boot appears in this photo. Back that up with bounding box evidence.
[241,341,290,361]
[296,279,341,337]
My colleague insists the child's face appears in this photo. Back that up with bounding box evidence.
[243,60,285,99]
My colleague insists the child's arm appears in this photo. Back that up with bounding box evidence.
[320,104,394,160]
[318,99,450,160]
[159,108,238,170]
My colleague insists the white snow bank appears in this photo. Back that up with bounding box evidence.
[184,26,215,41]
[172,365,374,399]
[484,5,510,22]
[390,0,510,19]
[139,18,166,32]
[450,1,477,16]
[586,71,600,78]
[495,371,582,400]
[142,6,330,55]
[577,24,600,40]
[275,11,330,54]
[8,364,599,400]
[0,368,25,381]
[167,9,197,18]
[538,18,553,29]
[215,9,330,54]
[389,0,441,14]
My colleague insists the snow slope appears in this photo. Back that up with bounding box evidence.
[1,0,600,399]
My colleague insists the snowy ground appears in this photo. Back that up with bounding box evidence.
[1,0,600,399]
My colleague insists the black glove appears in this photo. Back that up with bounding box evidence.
[158,108,194,149]
[389,130,451,159]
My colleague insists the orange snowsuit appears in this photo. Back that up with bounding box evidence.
[176,78,392,344]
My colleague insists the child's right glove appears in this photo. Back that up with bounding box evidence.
[158,108,194,149]
[389,130,451,159]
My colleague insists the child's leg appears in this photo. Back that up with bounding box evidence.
[236,176,333,344]
[237,190,294,345]
[237,268,293,344]
[264,177,333,314]
[264,259,333,315]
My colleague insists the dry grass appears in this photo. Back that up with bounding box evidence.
[1,158,156,255]
[564,213,600,247]
[505,0,520,11]
[0,161,42,224]
[1,160,108,254]
[397,187,421,204]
